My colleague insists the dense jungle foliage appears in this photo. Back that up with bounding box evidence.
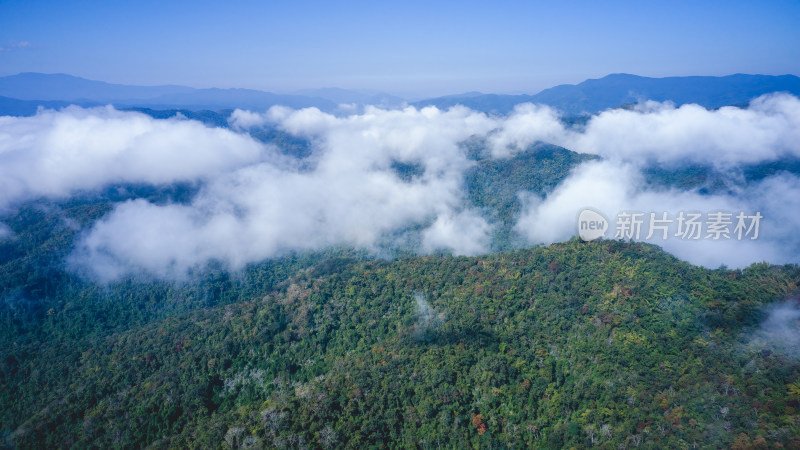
[3,229,800,448]
[1,113,799,448]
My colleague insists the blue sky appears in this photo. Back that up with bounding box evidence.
[0,0,798,96]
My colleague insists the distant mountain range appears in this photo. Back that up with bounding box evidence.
[1,72,799,116]
[413,73,800,114]
[0,72,339,114]
[292,87,407,108]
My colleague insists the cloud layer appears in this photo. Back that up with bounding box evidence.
[491,93,800,166]
[515,160,800,267]
[2,96,800,279]
[506,94,800,268]
[0,222,11,240]
[0,106,264,209]
[567,95,800,166]
[744,300,800,360]
[71,106,498,280]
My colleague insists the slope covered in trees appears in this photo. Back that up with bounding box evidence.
[2,228,799,448]
[1,115,800,448]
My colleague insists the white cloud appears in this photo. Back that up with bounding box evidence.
[0,41,31,52]
[228,108,271,129]
[515,160,800,268]
[0,222,11,240]
[491,94,800,167]
[566,94,800,166]
[421,210,493,256]
[0,106,265,208]
[744,300,800,360]
[500,94,800,269]
[3,96,800,280]
[72,105,497,280]
[488,103,565,158]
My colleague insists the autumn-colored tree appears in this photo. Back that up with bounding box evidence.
[471,413,487,435]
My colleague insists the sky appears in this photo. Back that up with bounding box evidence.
[0,0,798,97]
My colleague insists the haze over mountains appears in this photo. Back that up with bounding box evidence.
[2,70,800,277]
[2,88,800,278]
[0,72,338,114]
[3,71,800,448]
[414,73,800,114]
[1,72,800,116]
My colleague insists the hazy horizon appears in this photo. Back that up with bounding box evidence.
[3,71,800,102]
[1,0,798,97]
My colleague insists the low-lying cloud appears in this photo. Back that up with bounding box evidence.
[71,106,498,280]
[515,160,800,267]
[574,95,800,166]
[494,93,800,167]
[0,222,11,240]
[0,106,264,209]
[744,300,800,360]
[412,292,444,341]
[2,95,800,280]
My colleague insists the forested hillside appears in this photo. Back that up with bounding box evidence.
[3,232,799,448]
[1,175,799,448]
[1,110,800,448]
[2,0,799,445]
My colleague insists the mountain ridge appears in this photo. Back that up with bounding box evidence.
[1,72,799,116]
[0,72,338,112]
[414,73,800,114]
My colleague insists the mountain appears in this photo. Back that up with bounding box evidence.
[1,127,799,447]
[293,87,407,108]
[4,72,799,117]
[414,73,800,115]
[414,91,535,114]
[133,87,337,111]
[2,194,799,447]
[0,95,87,116]
[532,73,800,114]
[0,73,338,113]
[0,72,194,102]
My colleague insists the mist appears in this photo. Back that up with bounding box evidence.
[412,292,443,341]
[744,300,800,360]
[515,160,800,267]
[1,96,799,280]
[508,94,800,268]
[493,93,800,166]
[414,292,437,325]
[0,106,265,210]
[0,222,11,240]
[70,106,498,280]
